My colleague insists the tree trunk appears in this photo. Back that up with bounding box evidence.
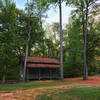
[23,29,31,82]
[42,39,46,57]
[19,54,24,82]
[28,44,31,56]
[23,0,31,82]
[82,8,85,42]
[2,51,7,84]
[83,1,88,80]
[59,0,64,82]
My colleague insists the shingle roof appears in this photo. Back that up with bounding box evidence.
[26,56,60,68]
[27,56,59,64]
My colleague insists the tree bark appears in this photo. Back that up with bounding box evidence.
[19,54,24,82]
[59,0,64,82]
[28,44,31,56]
[83,1,88,80]
[42,38,46,57]
[23,28,31,82]
[23,0,31,82]
[2,51,7,84]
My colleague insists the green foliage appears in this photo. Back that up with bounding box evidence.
[0,0,100,81]
[63,0,100,77]
[0,0,45,81]
[87,21,100,73]
[63,15,100,77]
[0,0,22,81]
[63,18,83,77]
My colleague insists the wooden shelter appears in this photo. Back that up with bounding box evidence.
[21,56,60,80]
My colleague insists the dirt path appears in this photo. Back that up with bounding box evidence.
[65,76,100,86]
[0,76,100,100]
[0,85,74,100]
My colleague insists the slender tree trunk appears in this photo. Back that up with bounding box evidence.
[23,28,31,82]
[43,40,45,57]
[54,33,57,57]
[82,9,85,42]
[28,44,31,56]
[23,0,31,82]
[19,54,24,81]
[83,1,88,80]
[42,38,46,57]
[59,0,64,82]
[2,64,6,84]
[2,51,7,84]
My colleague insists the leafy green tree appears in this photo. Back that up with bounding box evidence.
[0,0,24,83]
[0,0,45,82]
[64,18,83,77]
[66,0,100,80]
[22,0,46,81]
[45,23,60,57]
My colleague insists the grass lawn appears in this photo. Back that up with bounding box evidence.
[0,81,47,92]
[0,81,71,92]
[37,86,100,100]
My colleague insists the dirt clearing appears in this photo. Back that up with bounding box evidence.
[0,76,100,100]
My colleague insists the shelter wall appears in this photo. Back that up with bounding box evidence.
[26,67,59,80]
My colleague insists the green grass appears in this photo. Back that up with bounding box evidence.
[0,81,72,92]
[37,86,100,100]
[0,80,74,92]
[0,81,47,92]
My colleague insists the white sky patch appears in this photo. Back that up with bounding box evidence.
[15,0,73,28]
[97,0,100,3]
[45,2,72,25]
[15,0,27,10]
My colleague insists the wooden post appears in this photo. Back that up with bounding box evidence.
[49,68,52,80]
[26,68,29,81]
[56,69,59,79]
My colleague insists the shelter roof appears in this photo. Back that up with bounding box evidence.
[26,56,60,68]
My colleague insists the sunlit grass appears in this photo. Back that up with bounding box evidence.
[0,78,100,100]
[0,80,76,92]
[36,86,100,100]
[0,81,73,92]
[0,81,46,92]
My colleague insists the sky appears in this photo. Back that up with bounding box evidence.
[15,0,73,26]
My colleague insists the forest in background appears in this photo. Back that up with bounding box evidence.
[0,0,100,82]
